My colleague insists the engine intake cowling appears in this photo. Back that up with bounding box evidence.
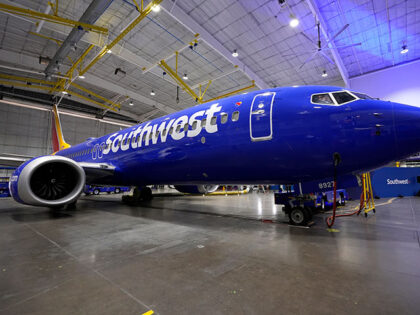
[9,156,85,207]
[174,185,219,194]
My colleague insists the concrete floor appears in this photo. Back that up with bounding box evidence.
[0,191,420,314]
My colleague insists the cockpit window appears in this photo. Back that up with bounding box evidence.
[332,91,356,104]
[311,93,334,105]
[353,92,373,100]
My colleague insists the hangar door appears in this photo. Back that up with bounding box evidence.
[249,92,275,141]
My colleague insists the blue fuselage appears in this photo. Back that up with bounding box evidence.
[55,86,420,186]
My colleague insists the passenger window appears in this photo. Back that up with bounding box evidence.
[184,123,189,132]
[221,113,228,124]
[211,116,217,125]
[232,111,239,122]
[169,127,173,135]
[312,93,334,105]
[201,118,207,127]
[332,91,356,104]
[192,121,198,130]
[162,129,167,137]
[176,125,181,132]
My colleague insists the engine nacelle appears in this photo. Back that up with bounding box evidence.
[174,185,219,194]
[9,156,85,207]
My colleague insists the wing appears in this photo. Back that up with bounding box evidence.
[0,153,31,167]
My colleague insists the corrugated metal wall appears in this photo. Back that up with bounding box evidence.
[0,103,122,156]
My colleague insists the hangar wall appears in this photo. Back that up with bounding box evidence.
[0,102,122,157]
[349,59,420,107]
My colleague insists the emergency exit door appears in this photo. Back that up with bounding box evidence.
[249,92,275,141]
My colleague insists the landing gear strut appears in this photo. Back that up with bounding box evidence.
[122,186,153,205]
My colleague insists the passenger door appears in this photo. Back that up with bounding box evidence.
[249,92,275,141]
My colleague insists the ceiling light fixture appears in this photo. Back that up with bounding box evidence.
[289,14,299,28]
[183,73,188,80]
[322,70,328,77]
[232,49,239,57]
[401,45,409,54]
[61,91,68,94]
[129,100,134,106]
[150,90,156,96]
[78,75,85,79]
[107,49,112,54]
[152,4,161,12]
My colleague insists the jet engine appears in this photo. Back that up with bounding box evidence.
[9,156,85,207]
[174,185,219,194]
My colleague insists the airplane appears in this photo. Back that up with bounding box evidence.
[5,85,420,222]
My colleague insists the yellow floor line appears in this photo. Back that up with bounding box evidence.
[375,197,397,207]
[142,311,154,315]
[353,197,397,210]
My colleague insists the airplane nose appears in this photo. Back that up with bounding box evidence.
[393,102,420,159]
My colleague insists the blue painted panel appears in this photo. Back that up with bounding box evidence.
[371,167,420,197]
[300,174,359,194]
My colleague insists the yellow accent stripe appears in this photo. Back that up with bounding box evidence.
[142,311,154,315]
[52,105,71,150]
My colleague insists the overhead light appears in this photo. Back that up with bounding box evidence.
[289,14,299,28]
[150,90,156,96]
[39,56,51,65]
[129,100,134,106]
[107,49,112,54]
[183,73,188,80]
[401,45,409,54]
[152,4,161,12]
[78,75,85,79]
[61,91,68,95]
[322,70,328,77]
[232,49,239,57]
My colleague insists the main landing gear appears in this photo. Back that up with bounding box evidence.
[122,186,153,205]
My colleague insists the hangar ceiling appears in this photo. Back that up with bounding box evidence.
[0,0,419,124]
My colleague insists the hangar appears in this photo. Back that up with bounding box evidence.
[0,0,420,314]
